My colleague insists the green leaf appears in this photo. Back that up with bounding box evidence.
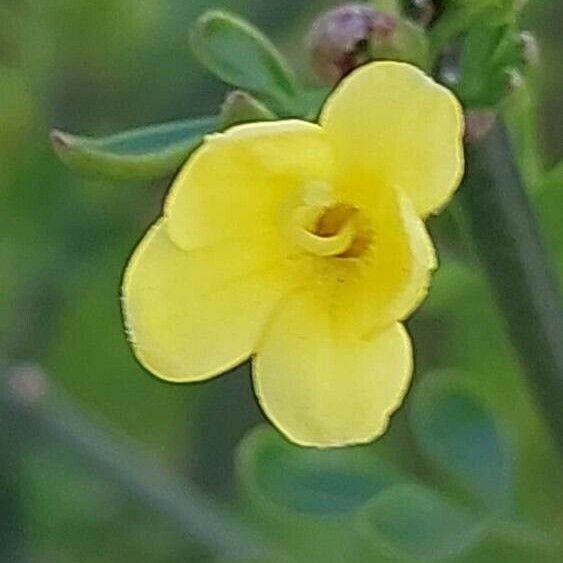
[410,372,514,512]
[50,116,218,181]
[237,425,404,517]
[357,483,487,562]
[191,11,300,115]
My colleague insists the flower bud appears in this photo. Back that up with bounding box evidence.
[308,4,397,84]
[220,90,276,128]
[308,3,430,84]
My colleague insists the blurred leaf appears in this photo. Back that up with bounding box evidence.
[23,446,191,563]
[0,65,36,154]
[191,10,300,115]
[357,483,487,562]
[45,239,193,456]
[50,116,218,181]
[420,261,563,523]
[410,372,514,512]
[237,425,404,517]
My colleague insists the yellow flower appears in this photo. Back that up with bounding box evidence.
[122,61,464,448]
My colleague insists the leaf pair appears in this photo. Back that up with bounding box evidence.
[236,371,516,562]
[50,11,298,182]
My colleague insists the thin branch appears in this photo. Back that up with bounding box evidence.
[460,121,563,454]
[2,364,272,561]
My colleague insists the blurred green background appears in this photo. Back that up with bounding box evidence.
[1,1,562,562]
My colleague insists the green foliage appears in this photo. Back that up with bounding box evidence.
[3,0,563,561]
[421,261,563,524]
[457,18,526,108]
[238,426,405,517]
[0,65,35,154]
[23,446,192,563]
[190,10,301,115]
[410,372,514,513]
[45,240,195,454]
[235,375,562,562]
[454,0,523,22]
[357,484,486,562]
[50,117,218,181]
[429,0,524,56]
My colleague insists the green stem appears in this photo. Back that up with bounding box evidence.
[459,121,563,454]
[1,365,271,560]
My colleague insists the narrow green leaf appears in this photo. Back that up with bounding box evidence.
[410,372,514,512]
[237,425,404,517]
[50,116,218,181]
[191,11,300,114]
[357,483,487,562]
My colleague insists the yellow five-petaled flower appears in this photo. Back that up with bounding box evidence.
[122,61,464,448]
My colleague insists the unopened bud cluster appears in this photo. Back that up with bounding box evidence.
[308,3,430,84]
[308,4,397,84]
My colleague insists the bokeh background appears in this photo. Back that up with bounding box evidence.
[1,1,562,562]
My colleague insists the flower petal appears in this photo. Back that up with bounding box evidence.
[253,289,413,448]
[165,120,332,251]
[336,190,437,334]
[122,219,294,382]
[320,61,464,217]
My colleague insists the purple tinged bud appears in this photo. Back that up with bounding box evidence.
[308,4,397,84]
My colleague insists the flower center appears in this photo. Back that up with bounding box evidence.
[291,202,372,258]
